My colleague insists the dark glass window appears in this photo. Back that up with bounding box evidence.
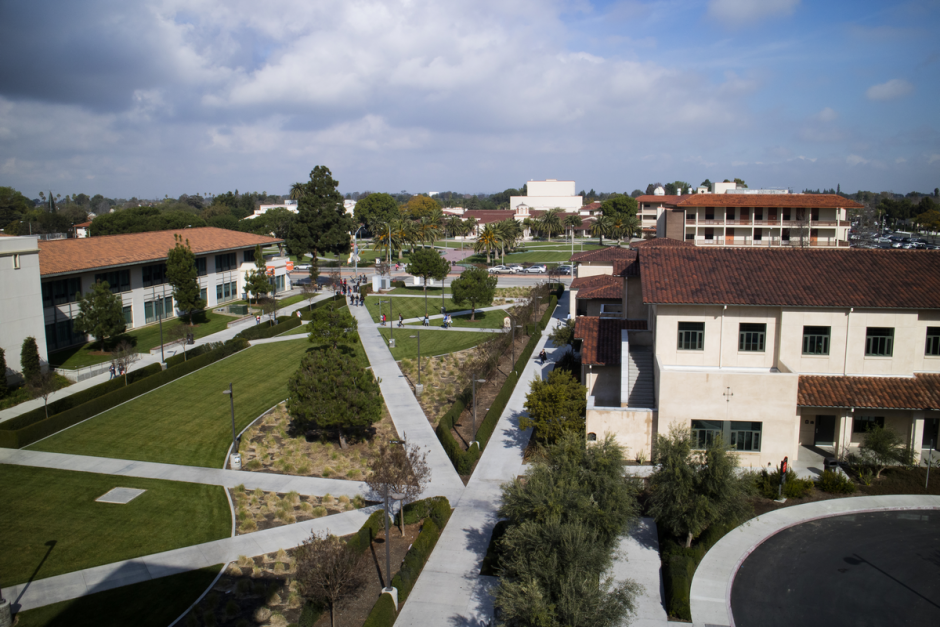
[41,277,82,307]
[215,253,237,272]
[45,318,87,351]
[142,263,167,287]
[678,322,704,351]
[243,250,255,264]
[802,326,830,355]
[853,416,884,433]
[195,257,207,277]
[739,323,766,352]
[926,328,940,356]
[94,269,131,293]
[865,327,894,357]
[691,420,723,449]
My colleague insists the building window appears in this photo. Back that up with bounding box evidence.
[739,323,766,352]
[195,257,207,277]
[45,318,86,351]
[200,287,207,303]
[730,421,762,451]
[691,420,723,448]
[691,420,762,451]
[853,415,884,433]
[243,250,255,264]
[271,274,285,292]
[217,281,238,303]
[41,277,82,307]
[144,296,173,324]
[94,269,131,293]
[215,252,237,272]
[122,305,132,326]
[802,326,830,355]
[926,328,940,356]
[865,327,894,357]
[143,263,167,287]
[678,322,705,350]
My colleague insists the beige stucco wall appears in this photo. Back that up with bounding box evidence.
[658,368,800,468]
[587,407,656,461]
[581,299,621,317]
[584,364,621,407]
[625,277,647,320]
[576,263,614,278]
[1,237,47,378]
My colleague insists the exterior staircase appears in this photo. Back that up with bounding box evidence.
[627,348,655,408]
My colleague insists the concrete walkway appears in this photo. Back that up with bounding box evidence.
[689,494,940,627]
[6,505,381,613]
[0,448,370,498]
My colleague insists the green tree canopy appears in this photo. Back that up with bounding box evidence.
[166,235,206,322]
[401,195,441,219]
[307,303,359,352]
[0,347,8,398]
[520,369,587,444]
[406,247,450,316]
[286,166,354,259]
[72,281,127,348]
[90,207,207,235]
[353,192,400,226]
[20,337,42,382]
[600,195,638,219]
[0,186,32,228]
[450,266,497,320]
[244,244,271,303]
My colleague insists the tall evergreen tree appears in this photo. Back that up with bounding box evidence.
[20,336,42,382]
[0,347,8,397]
[245,244,272,303]
[286,166,354,260]
[166,235,205,323]
[72,281,126,348]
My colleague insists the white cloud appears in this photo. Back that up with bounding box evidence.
[846,154,869,166]
[815,107,838,122]
[866,79,914,101]
[928,154,940,165]
[707,0,800,26]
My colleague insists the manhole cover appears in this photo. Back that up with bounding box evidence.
[96,487,146,504]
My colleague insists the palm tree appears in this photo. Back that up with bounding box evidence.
[475,223,501,264]
[371,221,394,264]
[539,208,565,241]
[564,214,583,243]
[608,214,640,246]
[494,219,520,263]
[445,216,463,243]
[591,215,612,246]
[416,216,442,250]
[522,217,538,240]
[289,182,306,200]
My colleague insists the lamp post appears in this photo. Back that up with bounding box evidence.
[409,332,422,395]
[383,484,406,594]
[222,383,237,455]
[471,378,486,448]
[353,225,366,277]
[505,311,523,369]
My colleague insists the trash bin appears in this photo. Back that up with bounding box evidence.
[230,453,242,470]
[824,457,839,471]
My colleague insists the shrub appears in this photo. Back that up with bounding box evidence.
[754,468,813,499]
[234,316,301,341]
[391,518,442,602]
[298,601,324,627]
[362,592,397,627]
[817,469,856,494]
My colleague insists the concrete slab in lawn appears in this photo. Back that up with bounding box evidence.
[95,487,146,504]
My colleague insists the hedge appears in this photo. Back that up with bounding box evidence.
[164,343,216,368]
[233,316,301,341]
[347,509,387,554]
[361,594,396,627]
[360,284,373,297]
[660,518,739,620]
[391,498,453,603]
[0,339,249,449]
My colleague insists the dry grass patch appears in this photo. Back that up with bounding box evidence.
[230,485,369,535]
[399,348,478,427]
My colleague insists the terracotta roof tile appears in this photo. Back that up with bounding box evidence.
[574,317,648,365]
[38,227,283,276]
[798,374,940,410]
[629,238,695,248]
[571,246,636,264]
[640,247,940,309]
[614,258,640,277]
[636,195,684,205]
[571,275,623,300]
[677,193,864,209]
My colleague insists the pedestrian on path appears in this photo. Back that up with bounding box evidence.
[109,364,115,380]
[398,313,404,328]
[423,314,429,327]
[539,349,547,365]
[255,315,261,325]
[381,313,386,326]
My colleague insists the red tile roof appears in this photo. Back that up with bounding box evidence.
[798,374,940,410]
[38,227,283,276]
[640,247,940,309]
[571,246,636,264]
[574,317,648,365]
[636,195,684,205]
[571,275,623,300]
[629,238,694,248]
[677,193,864,209]
[614,258,641,277]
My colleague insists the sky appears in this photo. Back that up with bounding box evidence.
[0,0,938,199]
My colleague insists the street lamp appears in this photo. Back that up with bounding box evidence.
[409,332,422,395]
[222,383,238,459]
[505,311,523,369]
[471,378,486,448]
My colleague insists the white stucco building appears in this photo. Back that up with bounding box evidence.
[0,235,48,383]
[510,179,583,214]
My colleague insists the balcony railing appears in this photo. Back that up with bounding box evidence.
[693,236,848,248]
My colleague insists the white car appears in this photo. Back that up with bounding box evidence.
[525,265,547,274]
[488,265,512,274]
[294,264,311,271]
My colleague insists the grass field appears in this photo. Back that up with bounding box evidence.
[49,312,232,370]
[379,328,495,360]
[14,565,223,627]
[365,295,467,323]
[279,326,370,369]
[406,309,508,329]
[32,341,312,467]
[0,465,229,588]
[389,285,453,295]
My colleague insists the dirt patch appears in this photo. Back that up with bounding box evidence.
[228,486,372,535]
[238,402,399,480]
[399,348,477,428]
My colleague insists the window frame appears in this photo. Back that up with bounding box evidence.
[926,327,940,357]
[802,325,831,356]
[678,321,705,351]
[865,327,894,357]
[853,415,885,434]
[738,323,766,352]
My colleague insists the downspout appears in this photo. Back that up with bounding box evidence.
[843,308,852,376]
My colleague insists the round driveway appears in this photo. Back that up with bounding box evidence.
[731,510,940,627]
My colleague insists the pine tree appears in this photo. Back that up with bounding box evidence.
[166,235,205,323]
[0,347,8,397]
[245,244,272,303]
[72,281,126,348]
[286,166,355,260]
[20,336,41,382]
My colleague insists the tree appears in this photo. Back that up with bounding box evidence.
[733,177,747,189]
[366,439,431,535]
[308,258,320,290]
[474,223,501,264]
[0,347,7,397]
[591,215,613,245]
[647,427,753,548]
[110,340,139,386]
[302,279,318,308]
[72,280,126,348]
[600,195,638,220]
[27,370,59,419]
[167,325,190,362]
[401,195,441,219]
[0,186,32,227]
[521,369,587,444]
[20,336,42,383]
[296,533,366,627]
[307,302,359,352]
[450,266,497,320]
[166,235,206,323]
[859,424,911,479]
[353,192,400,226]
[245,244,272,303]
[287,349,382,447]
[539,208,565,241]
[548,318,576,348]
[564,213,583,243]
[286,166,354,260]
[406,248,450,316]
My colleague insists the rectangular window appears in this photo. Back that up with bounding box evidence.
[691,420,723,449]
[802,326,830,355]
[783,209,791,221]
[865,327,894,357]
[853,415,885,434]
[195,257,207,277]
[44,318,86,351]
[216,284,223,301]
[739,323,766,352]
[199,287,207,303]
[926,328,940,356]
[726,208,734,220]
[678,322,705,351]
[243,250,255,264]
[142,263,167,287]
[144,297,173,324]
[730,421,762,451]
[94,269,131,293]
[41,277,82,307]
[754,208,763,220]
[223,282,231,299]
[691,420,762,451]
[122,305,132,326]
[705,211,715,220]
[215,252,237,272]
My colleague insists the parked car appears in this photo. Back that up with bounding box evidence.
[525,265,547,274]
[505,264,524,273]
[294,264,311,271]
[488,265,512,274]
[556,266,572,275]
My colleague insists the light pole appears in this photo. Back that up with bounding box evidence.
[471,378,486,448]
[506,311,522,371]
[383,484,405,594]
[353,225,366,278]
[223,383,237,455]
[155,285,166,363]
[409,332,422,395]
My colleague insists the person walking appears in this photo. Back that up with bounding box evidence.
[423,314,430,327]
[255,315,261,325]
[381,313,386,326]
[398,313,403,328]
[109,363,115,380]
[539,349,547,365]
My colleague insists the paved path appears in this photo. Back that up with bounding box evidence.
[6,505,381,613]
[611,519,670,627]
[349,301,466,503]
[0,448,370,498]
[690,494,940,627]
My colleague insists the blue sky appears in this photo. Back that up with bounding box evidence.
[0,0,937,198]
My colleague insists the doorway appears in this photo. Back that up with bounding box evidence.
[923,418,939,450]
[815,415,836,446]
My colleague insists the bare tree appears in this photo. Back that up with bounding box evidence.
[295,533,365,627]
[366,438,432,536]
[302,279,318,310]
[27,371,59,418]
[111,340,139,385]
[262,297,279,326]
[376,260,391,277]
[328,267,342,293]
[168,325,189,361]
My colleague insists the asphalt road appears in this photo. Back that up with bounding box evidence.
[731,510,940,627]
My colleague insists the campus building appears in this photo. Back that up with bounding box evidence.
[572,245,940,467]
[35,227,287,355]
[0,235,48,384]
[510,179,583,214]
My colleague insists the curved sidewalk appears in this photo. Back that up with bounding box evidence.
[690,494,940,627]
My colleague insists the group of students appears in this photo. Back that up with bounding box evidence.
[108,363,125,379]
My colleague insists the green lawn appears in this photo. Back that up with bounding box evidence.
[0,465,229,588]
[14,565,223,627]
[279,326,370,370]
[389,286,453,295]
[32,340,312,467]
[365,295,466,323]
[49,312,232,370]
[274,293,311,308]
[406,309,509,329]
[380,329,495,360]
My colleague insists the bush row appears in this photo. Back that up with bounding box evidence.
[0,339,250,449]
[233,316,302,341]
[660,518,739,620]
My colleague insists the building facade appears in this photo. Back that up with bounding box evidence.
[0,235,48,383]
